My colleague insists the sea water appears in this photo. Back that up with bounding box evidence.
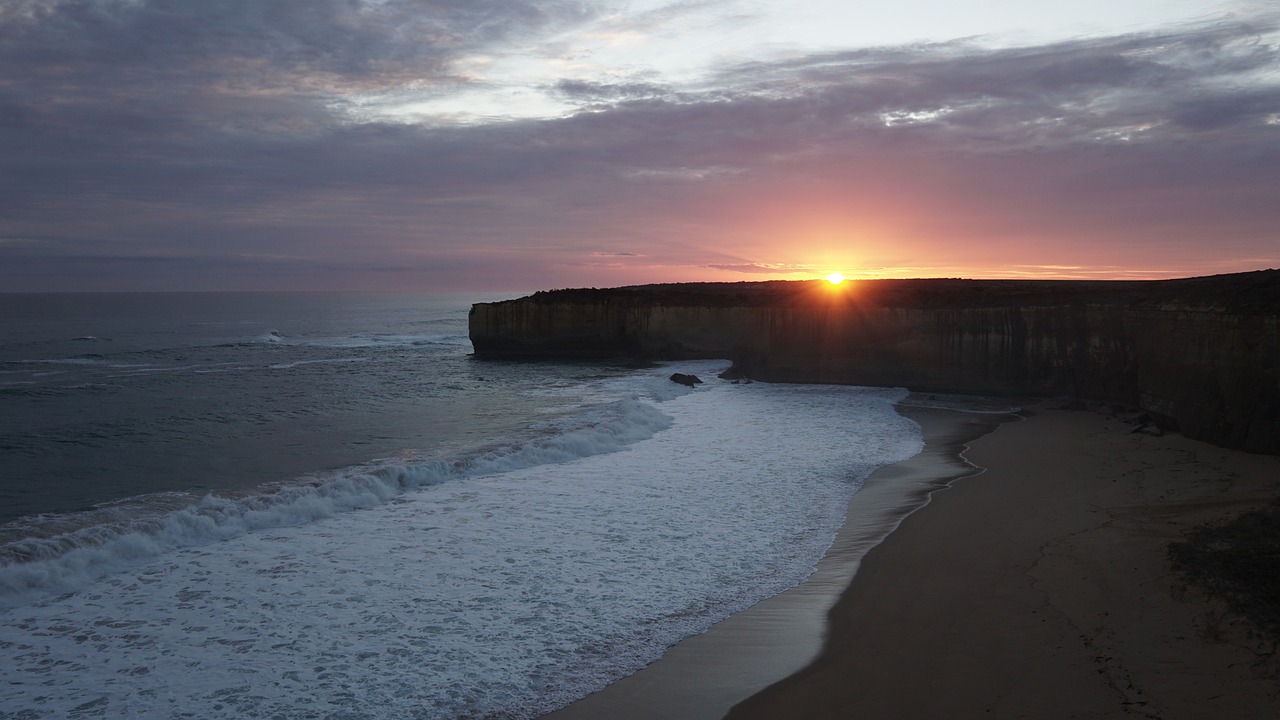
[0,292,923,719]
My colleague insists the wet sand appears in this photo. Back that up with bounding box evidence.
[544,403,1009,719]
[726,405,1280,719]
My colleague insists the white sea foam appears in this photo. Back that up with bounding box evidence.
[31,357,105,365]
[105,362,241,377]
[268,357,371,370]
[0,395,676,608]
[0,362,922,719]
[297,332,472,348]
[247,331,469,349]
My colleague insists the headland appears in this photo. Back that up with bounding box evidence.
[470,270,1280,454]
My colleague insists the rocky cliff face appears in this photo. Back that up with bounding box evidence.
[469,272,1280,454]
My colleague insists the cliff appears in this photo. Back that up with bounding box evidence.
[469,271,1280,454]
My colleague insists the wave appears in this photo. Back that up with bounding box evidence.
[243,331,471,349]
[5,336,467,386]
[302,333,472,349]
[25,356,106,365]
[0,397,675,609]
[296,333,471,349]
[267,357,371,370]
[5,332,471,372]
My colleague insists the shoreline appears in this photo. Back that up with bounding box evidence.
[726,404,1280,719]
[543,399,1011,719]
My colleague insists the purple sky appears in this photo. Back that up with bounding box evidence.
[2,1,1278,292]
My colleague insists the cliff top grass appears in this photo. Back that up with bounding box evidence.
[494,269,1280,314]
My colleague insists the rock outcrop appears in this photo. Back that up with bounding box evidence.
[469,271,1280,454]
[669,373,703,387]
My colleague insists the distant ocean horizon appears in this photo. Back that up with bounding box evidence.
[1,291,925,718]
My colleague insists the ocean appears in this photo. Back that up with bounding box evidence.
[0,292,924,719]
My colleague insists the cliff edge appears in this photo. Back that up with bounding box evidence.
[469,271,1280,454]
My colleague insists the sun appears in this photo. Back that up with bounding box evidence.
[825,272,846,285]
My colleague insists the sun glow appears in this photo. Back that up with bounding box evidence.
[825,272,846,285]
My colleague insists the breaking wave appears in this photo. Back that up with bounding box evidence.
[0,397,673,609]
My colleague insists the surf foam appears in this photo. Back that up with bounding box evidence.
[1,363,922,719]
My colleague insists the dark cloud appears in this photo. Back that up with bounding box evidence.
[704,21,1280,148]
[0,0,595,139]
[1170,87,1280,130]
[2,0,590,84]
[1,6,1278,290]
[551,78,676,105]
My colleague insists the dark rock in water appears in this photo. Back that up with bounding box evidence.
[669,372,703,387]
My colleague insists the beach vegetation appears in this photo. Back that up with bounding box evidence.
[1168,498,1280,651]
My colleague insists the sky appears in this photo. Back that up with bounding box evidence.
[1,0,1278,292]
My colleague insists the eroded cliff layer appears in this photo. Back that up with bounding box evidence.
[469,272,1280,454]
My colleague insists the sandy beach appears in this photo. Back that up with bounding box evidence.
[727,404,1280,719]
[544,400,1280,719]
[545,403,1013,719]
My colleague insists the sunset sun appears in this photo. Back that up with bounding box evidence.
[826,272,846,285]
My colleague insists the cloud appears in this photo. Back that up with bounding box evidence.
[2,0,588,84]
[703,20,1280,148]
[551,78,677,105]
[1,6,1277,290]
[0,0,598,136]
[704,263,813,275]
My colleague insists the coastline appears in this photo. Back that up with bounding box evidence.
[726,404,1280,719]
[543,399,1011,719]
